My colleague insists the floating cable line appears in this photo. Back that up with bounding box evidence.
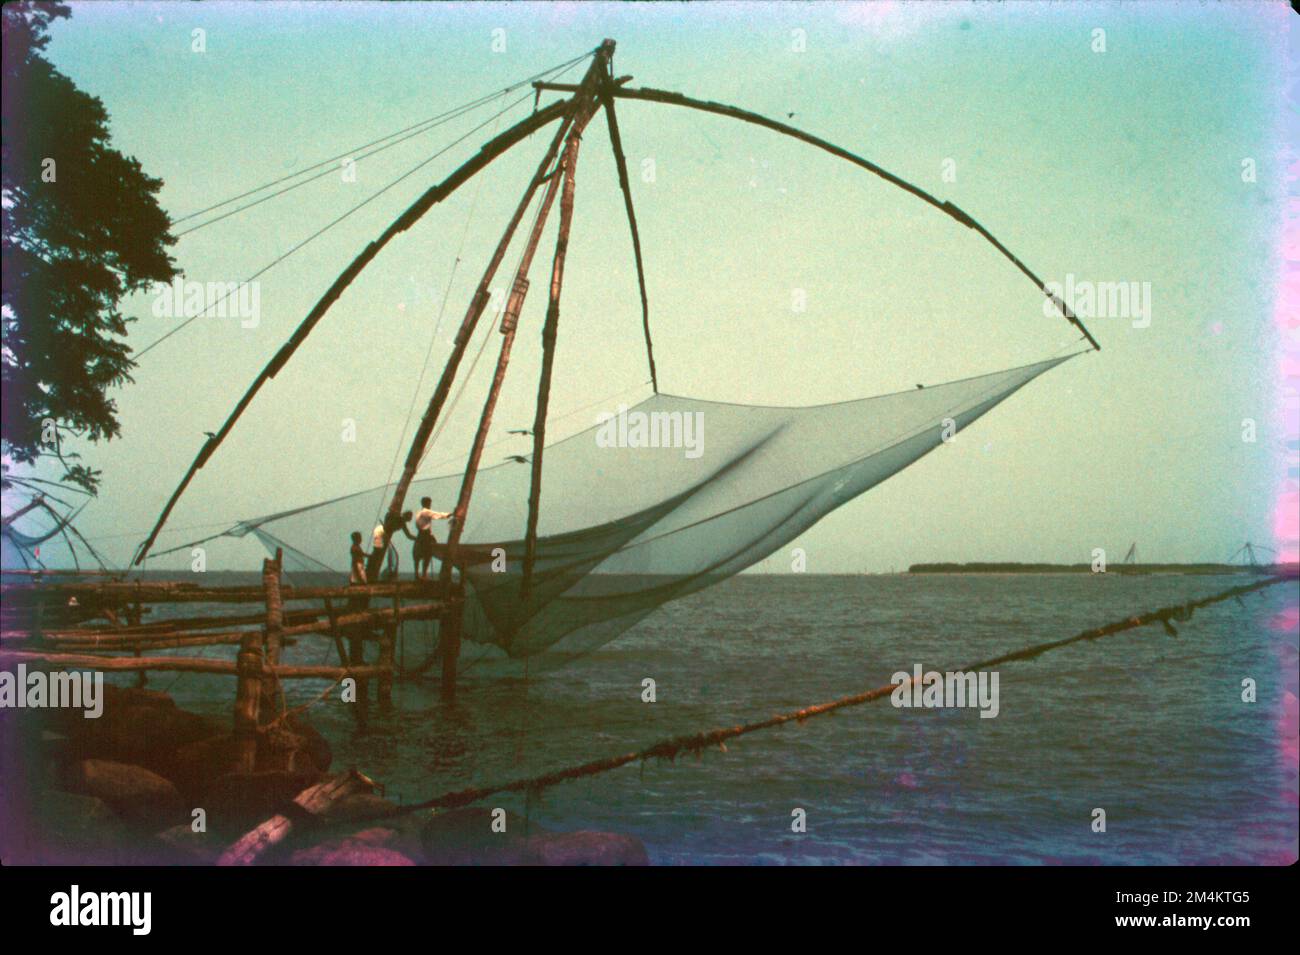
[170,49,597,228]
[133,89,540,363]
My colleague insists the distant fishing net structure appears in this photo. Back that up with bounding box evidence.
[177,355,1073,675]
[0,496,110,573]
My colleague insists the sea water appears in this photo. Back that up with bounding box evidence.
[141,573,1298,865]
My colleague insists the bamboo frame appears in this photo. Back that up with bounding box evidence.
[133,98,575,567]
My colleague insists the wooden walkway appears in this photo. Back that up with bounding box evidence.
[1,552,464,770]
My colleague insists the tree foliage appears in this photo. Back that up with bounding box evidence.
[1,1,177,494]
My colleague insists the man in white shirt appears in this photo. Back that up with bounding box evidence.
[412,496,450,579]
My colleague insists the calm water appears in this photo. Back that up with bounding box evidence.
[143,573,1297,865]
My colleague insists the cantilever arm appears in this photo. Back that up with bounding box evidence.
[608,86,1101,353]
[133,98,572,566]
[601,93,658,393]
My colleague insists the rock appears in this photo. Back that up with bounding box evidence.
[525,830,649,866]
[284,714,332,772]
[319,791,401,825]
[418,808,649,865]
[420,807,529,864]
[155,823,221,864]
[168,730,324,801]
[38,682,175,737]
[64,701,223,777]
[289,827,414,866]
[62,759,187,830]
[258,725,324,775]
[199,769,325,835]
[168,734,243,800]
[9,790,134,864]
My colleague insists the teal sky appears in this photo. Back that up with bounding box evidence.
[16,0,1294,571]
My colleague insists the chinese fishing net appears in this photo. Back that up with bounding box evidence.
[171,353,1074,676]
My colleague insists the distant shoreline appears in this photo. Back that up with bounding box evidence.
[907,562,1294,576]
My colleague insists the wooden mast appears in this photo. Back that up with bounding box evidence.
[532,80,1102,351]
[367,42,616,584]
[133,100,573,567]
[600,94,657,393]
[427,43,614,697]
[520,131,581,600]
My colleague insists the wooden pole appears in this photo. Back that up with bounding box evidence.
[378,623,395,706]
[0,650,388,679]
[439,594,461,696]
[133,99,574,567]
[367,46,616,583]
[435,72,608,699]
[233,561,273,773]
[521,133,582,600]
[605,84,1102,351]
[260,549,285,719]
[601,93,657,392]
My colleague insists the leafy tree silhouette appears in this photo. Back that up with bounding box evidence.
[2,2,177,496]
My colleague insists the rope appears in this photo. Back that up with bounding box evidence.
[133,91,537,363]
[172,49,598,228]
[382,574,1289,814]
[372,100,506,528]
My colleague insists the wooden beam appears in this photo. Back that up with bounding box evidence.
[607,85,1102,351]
[601,93,657,392]
[372,56,609,580]
[133,97,574,566]
[533,75,632,93]
[0,649,389,680]
[432,41,617,699]
[522,133,582,600]
[217,770,377,866]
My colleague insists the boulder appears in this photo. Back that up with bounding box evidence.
[525,830,649,866]
[168,734,243,800]
[9,790,134,864]
[319,791,401,825]
[258,725,325,775]
[62,759,187,830]
[155,822,222,864]
[199,769,325,835]
[420,806,530,864]
[168,729,325,800]
[288,827,415,866]
[64,701,223,777]
[418,808,649,865]
[283,714,332,772]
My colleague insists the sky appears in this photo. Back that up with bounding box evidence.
[7,0,1296,572]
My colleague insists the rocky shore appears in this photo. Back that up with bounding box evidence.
[1,684,647,866]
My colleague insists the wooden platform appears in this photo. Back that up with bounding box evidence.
[0,555,466,759]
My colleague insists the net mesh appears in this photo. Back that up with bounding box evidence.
[199,353,1073,675]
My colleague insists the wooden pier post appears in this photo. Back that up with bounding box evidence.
[439,587,462,701]
[349,631,370,725]
[232,585,269,774]
[260,550,285,719]
[377,622,395,706]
